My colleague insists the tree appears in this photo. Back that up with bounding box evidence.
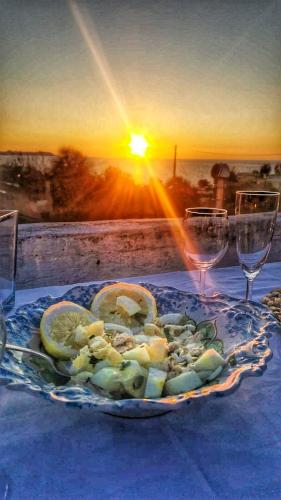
[198,178,212,190]
[260,163,271,178]
[48,149,166,220]
[275,163,281,175]
[49,148,98,218]
[229,168,238,183]
[2,161,46,198]
[165,176,198,216]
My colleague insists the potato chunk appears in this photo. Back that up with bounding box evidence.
[147,338,168,363]
[123,345,150,365]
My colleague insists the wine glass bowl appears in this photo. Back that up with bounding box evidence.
[0,305,7,364]
[182,208,229,295]
[235,191,280,300]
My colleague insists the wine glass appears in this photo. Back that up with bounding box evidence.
[182,208,229,296]
[0,304,7,364]
[235,190,280,301]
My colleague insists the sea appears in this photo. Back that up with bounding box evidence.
[0,153,279,186]
[87,157,278,185]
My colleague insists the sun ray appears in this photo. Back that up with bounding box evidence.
[143,159,215,293]
[68,0,213,293]
[69,0,131,130]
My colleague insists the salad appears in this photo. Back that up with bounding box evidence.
[39,283,226,399]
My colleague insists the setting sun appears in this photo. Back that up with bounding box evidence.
[129,134,148,157]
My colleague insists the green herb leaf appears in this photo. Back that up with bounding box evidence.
[205,338,224,355]
[228,354,237,366]
[196,320,217,342]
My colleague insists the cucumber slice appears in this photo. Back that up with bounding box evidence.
[207,365,223,382]
[158,313,184,326]
[118,360,148,398]
[196,370,213,381]
[92,360,111,373]
[90,367,122,392]
[158,313,195,327]
[193,348,225,372]
[165,370,202,395]
[144,368,167,398]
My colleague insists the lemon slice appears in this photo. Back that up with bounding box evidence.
[40,301,96,359]
[91,283,157,333]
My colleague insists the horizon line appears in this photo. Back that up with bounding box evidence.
[0,149,280,162]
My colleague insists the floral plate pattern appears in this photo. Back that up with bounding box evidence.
[1,282,280,417]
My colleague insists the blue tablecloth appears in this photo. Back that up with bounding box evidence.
[1,263,281,499]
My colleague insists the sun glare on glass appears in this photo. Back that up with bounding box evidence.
[129,134,148,157]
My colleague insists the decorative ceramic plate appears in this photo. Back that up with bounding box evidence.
[1,283,279,418]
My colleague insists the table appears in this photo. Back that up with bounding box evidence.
[1,263,281,499]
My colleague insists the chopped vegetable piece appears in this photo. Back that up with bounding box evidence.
[207,365,223,381]
[144,368,167,398]
[91,367,122,392]
[92,360,111,373]
[123,345,150,365]
[118,360,148,398]
[158,313,185,326]
[71,371,93,383]
[74,325,89,346]
[134,334,152,344]
[144,323,164,337]
[196,370,213,381]
[165,370,202,395]
[74,321,105,345]
[89,336,122,365]
[147,338,168,363]
[193,348,225,372]
[104,323,132,335]
[84,321,105,338]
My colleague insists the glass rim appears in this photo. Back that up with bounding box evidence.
[236,190,280,197]
[185,207,228,216]
[0,210,18,223]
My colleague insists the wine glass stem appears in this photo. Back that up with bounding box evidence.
[199,270,206,296]
[246,278,254,301]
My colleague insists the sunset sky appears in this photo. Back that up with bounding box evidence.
[0,0,280,159]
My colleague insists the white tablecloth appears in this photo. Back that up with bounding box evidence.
[1,263,281,500]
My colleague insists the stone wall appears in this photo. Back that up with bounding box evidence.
[16,216,281,288]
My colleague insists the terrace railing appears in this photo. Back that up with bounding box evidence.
[17,215,281,288]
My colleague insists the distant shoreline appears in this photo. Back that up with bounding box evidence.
[0,151,280,163]
[1,151,280,185]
